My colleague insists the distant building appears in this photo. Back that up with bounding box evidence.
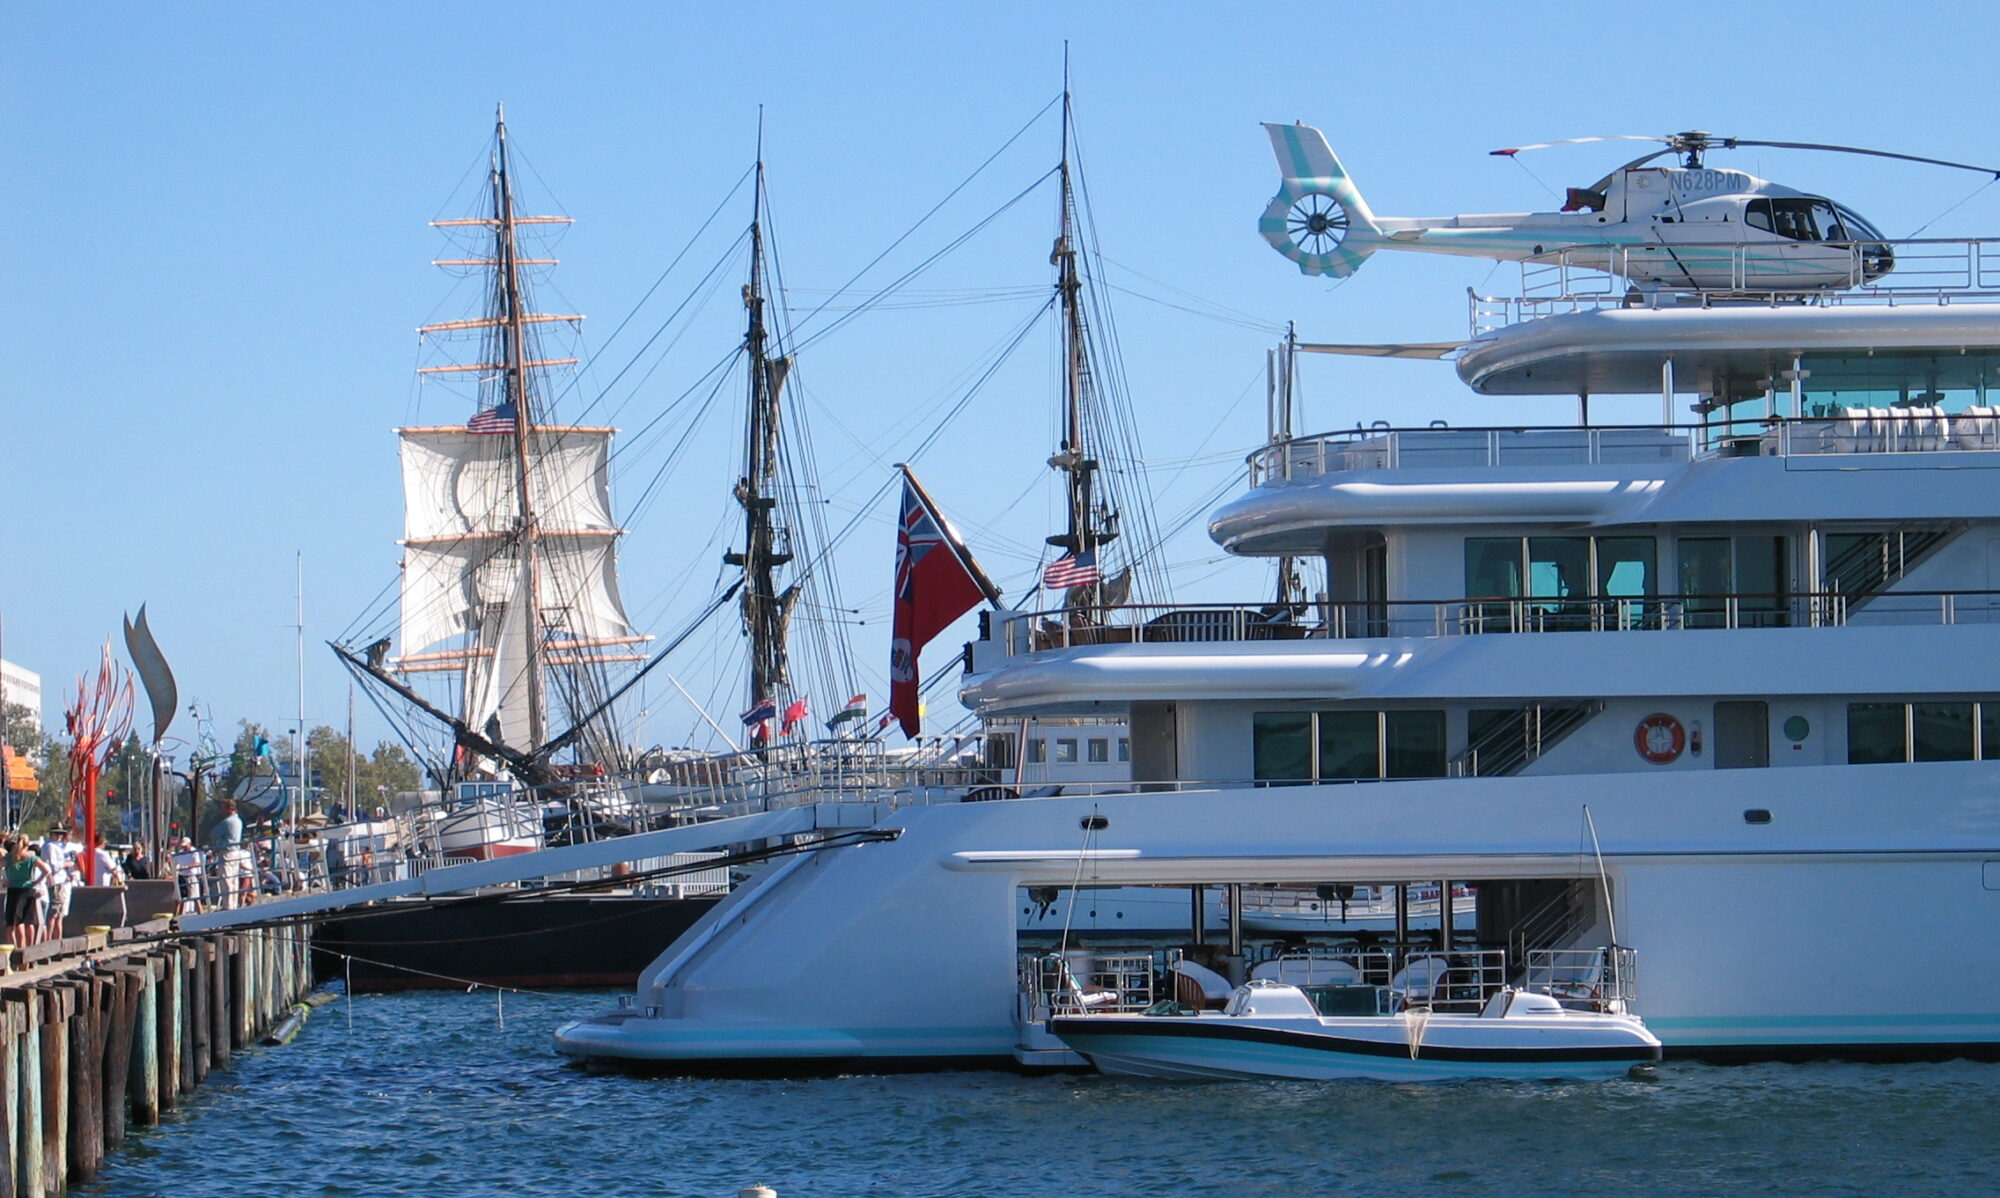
[0,661,39,734]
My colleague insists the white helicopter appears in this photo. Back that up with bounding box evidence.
[1260,122,2000,293]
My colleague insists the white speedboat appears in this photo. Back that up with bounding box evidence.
[1054,976,1658,1083]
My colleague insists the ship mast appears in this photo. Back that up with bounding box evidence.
[725,144,795,722]
[492,104,550,750]
[1047,77,1117,612]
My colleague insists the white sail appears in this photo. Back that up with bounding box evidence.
[393,423,646,751]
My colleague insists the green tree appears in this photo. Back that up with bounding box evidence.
[353,741,422,812]
[307,725,353,811]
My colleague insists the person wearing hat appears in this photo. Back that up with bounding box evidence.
[39,826,79,942]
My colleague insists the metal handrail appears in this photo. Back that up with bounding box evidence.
[1247,414,2000,486]
[994,588,2000,657]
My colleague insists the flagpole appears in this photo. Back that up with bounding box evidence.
[895,464,1002,604]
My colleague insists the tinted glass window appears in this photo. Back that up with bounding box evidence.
[1983,702,2000,761]
[1088,738,1109,763]
[1027,739,1046,764]
[1054,739,1078,764]
[1465,538,1522,598]
[1744,198,1773,233]
[1318,711,1381,780]
[1117,738,1130,762]
[1847,703,1907,764]
[1385,711,1448,779]
[1913,703,1975,762]
[1253,713,1313,784]
[1527,537,1591,608]
[1597,537,1657,597]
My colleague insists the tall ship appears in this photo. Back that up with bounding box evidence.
[556,124,2000,1070]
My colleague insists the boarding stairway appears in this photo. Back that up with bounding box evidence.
[1447,701,1604,777]
[176,801,890,933]
[1822,522,1965,609]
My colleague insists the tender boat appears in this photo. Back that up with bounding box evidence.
[1050,947,1659,1082]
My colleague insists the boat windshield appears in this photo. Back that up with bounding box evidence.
[1302,984,1391,1016]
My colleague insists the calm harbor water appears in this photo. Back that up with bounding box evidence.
[81,987,2000,1197]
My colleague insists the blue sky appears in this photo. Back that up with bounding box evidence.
[8,1,1996,761]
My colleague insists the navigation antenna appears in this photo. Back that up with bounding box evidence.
[725,113,798,726]
[1047,61,1119,617]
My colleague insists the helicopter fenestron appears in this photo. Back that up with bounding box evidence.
[1261,123,2000,294]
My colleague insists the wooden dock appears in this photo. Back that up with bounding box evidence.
[0,920,313,1195]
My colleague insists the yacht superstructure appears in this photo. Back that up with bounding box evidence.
[554,153,2000,1072]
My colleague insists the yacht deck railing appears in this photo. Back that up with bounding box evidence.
[1248,413,2000,487]
[993,589,2000,659]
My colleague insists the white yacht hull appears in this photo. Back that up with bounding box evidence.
[553,761,2000,1070]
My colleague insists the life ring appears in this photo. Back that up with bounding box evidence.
[1634,713,1685,764]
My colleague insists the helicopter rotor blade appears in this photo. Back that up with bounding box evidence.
[1719,140,2000,179]
[1491,135,1667,157]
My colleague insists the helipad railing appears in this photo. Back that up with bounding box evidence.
[1471,235,2000,335]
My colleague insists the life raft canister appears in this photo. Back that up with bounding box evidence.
[1634,712,1685,764]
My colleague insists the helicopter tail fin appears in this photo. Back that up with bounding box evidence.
[1260,122,1383,278]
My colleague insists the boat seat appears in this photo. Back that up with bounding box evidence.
[1171,959,1234,1010]
[1050,955,1120,1012]
[1390,955,1451,1006]
[1251,957,1362,986]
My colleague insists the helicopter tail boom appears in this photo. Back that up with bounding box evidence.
[1260,122,1383,277]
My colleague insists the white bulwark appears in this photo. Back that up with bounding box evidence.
[0,661,40,733]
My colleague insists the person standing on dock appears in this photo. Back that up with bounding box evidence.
[172,838,205,914]
[4,838,54,948]
[212,799,248,911]
[39,826,78,942]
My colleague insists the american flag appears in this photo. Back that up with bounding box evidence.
[1042,549,1101,589]
[467,401,518,434]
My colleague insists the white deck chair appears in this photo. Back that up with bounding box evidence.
[1390,955,1451,1007]
[1171,959,1235,1010]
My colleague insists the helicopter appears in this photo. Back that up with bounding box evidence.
[1260,122,2000,294]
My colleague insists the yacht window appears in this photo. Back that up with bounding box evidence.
[1117,738,1130,762]
[1596,537,1657,597]
[1527,538,1591,611]
[1385,711,1448,779]
[1088,738,1109,763]
[1253,713,1314,785]
[1317,711,1380,780]
[1678,535,1790,629]
[1253,710,1449,783]
[1984,702,2000,761]
[1464,538,1524,597]
[1054,739,1079,764]
[1027,739,1047,764]
[983,733,1017,770]
[1847,703,1908,764]
[1913,702,1975,762]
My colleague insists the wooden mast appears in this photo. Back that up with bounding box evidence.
[1046,73,1116,613]
[725,136,794,727]
[493,103,549,750]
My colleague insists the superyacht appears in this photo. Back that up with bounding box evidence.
[556,123,2000,1070]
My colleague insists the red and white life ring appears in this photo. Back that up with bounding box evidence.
[1634,713,1685,764]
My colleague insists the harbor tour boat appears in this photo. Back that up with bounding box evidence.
[555,122,2000,1073]
[1048,946,1660,1082]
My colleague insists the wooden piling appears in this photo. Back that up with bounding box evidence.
[154,955,179,1115]
[68,977,104,1186]
[0,999,18,1198]
[40,983,69,1195]
[189,941,210,1087]
[230,936,250,1049]
[100,967,142,1155]
[129,962,158,1129]
[12,990,39,1198]
[209,938,230,1069]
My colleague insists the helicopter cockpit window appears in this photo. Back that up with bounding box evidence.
[1745,197,1834,242]
[1833,203,1887,243]
[1812,200,1847,241]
